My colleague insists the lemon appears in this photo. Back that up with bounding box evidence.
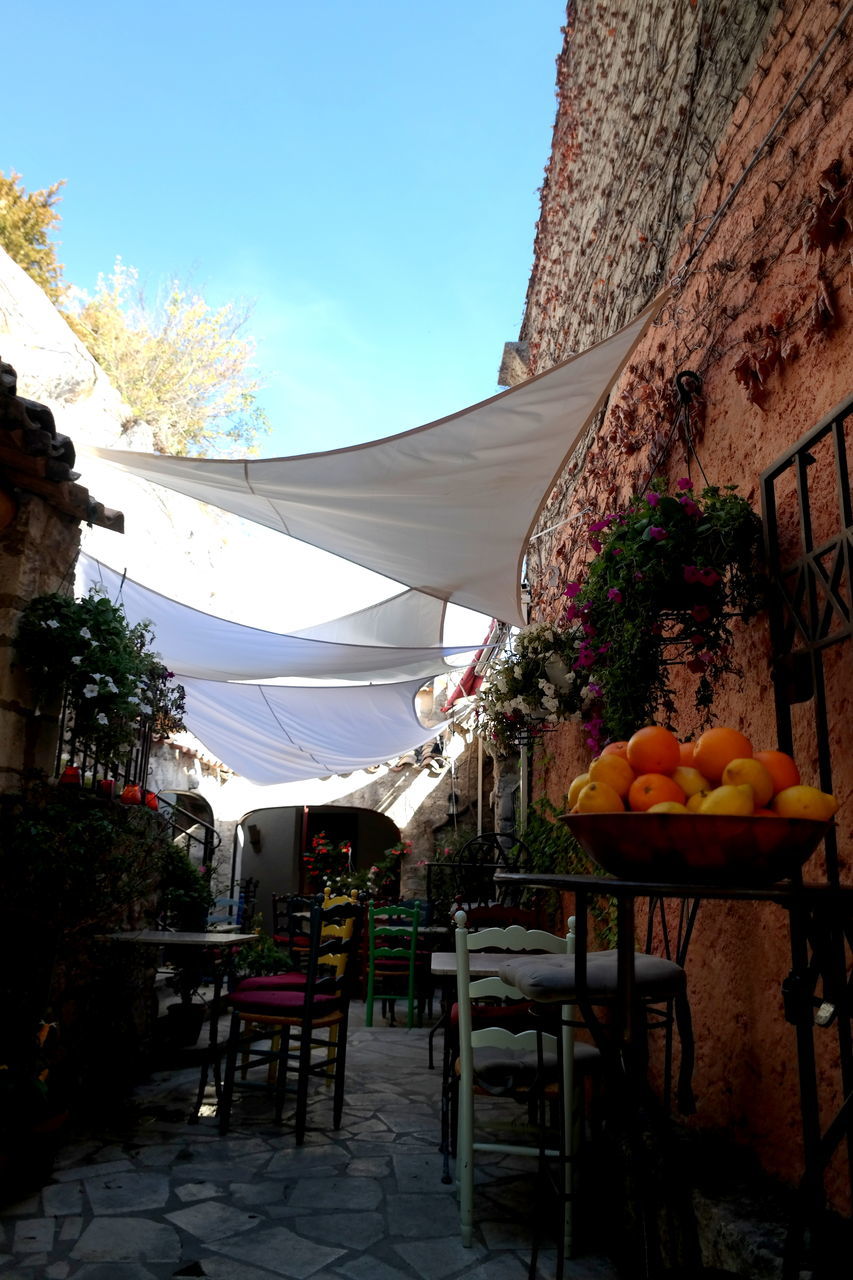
[686,790,710,813]
[721,758,774,808]
[647,801,689,814]
[671,765,711,798]
[576,781,625,813]
[772,785,838,821]
[698,784,754,816]
[567,772,590,809]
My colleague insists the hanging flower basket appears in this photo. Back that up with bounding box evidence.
[476,481,765,756]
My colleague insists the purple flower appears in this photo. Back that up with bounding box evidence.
[647,492,661,507]
[699,567,721,587]
[679,498,700,516]
[587,683,602,697]
[648,526,668,541]
[582,621,597,637]
[691,604,711,623]
[683,565,702,584]
[607,588,622,602]
[612,546,623,556]
[564,582,581,598]
[574,644,597,669]
[564,603,579,622]
[589,537,603,553]
[588,519,609,533]
[634,571,644,581]
[677,477,694,491]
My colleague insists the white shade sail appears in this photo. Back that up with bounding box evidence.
[86,293,667,627]
[76,553,479,683]
[180,675,444,785]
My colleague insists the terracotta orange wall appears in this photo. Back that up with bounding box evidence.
[526,2,852,1206]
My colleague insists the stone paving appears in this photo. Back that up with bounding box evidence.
[0,1014,621,1280]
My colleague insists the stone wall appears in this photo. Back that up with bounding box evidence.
[517,0,853,1206]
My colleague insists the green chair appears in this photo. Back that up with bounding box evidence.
[364,901,421,1028]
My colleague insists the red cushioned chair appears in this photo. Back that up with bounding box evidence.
[217,897,363,1143]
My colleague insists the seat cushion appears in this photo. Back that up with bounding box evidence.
[496,952,686,1002]
[228,988,340,1015]
[232,973,306,992]
[462,1039,599,1094]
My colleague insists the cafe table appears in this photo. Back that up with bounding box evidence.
[495,868,853,1279]
[100,929,258,1119]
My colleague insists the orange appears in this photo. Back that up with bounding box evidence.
[753,749,800,796]
[678,741,696,767]
[626,726,681,775]
[588,753,635,798]
[721,758,775,808]
[628,772,686,812]
[692,726,753,784]
[601,741,629,761]
[772,785,838,821]
[576,780,625,813]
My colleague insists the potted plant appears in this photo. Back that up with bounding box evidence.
[13,586,185,774]
[476,621,584,755]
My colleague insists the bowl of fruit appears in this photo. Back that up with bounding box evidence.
[561,726,836,886]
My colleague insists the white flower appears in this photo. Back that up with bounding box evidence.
[79,627,92,640]
[44,619,60,629]
[103,678,118,694]
[96,712,109,725]
[127,695,140,705]
[139,703,153,715]
[82,684,99,699]
[90,672,103,681]
[70,655,82,665]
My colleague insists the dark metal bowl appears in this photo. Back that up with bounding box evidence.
[559,812,830,885]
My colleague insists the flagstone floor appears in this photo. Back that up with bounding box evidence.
[0,1015,621,1280]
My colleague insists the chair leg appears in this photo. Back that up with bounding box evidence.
[457,1071,474,1246]
[218,1011,241,1136]
[332,1014,349,1129]
[273,1025,291,1123]
[294,1021,314,1146]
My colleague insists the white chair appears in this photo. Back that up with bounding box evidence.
[454,910,598,1267]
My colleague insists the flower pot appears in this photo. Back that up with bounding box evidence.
[543,655,574,692]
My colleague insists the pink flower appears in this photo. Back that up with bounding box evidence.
[677,477,694,491]
[679,498,700,516]
[648,526,667,541]
[564,603,579,622]
[683,565,702,584]
[564,582,581,598]
[699,567,721,587]
[647,492,661,508]
[589,537,602,553]
[607,588,622,602]
[612,547,623,556]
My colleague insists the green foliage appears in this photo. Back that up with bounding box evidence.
[515,798,617,946]
[156,840,214,929]
[232,915,294,978]
[14,587,185,770]
[0,170,65,302]
[570,481,765,748]
[68,259,270,456]
[476,481,764,755]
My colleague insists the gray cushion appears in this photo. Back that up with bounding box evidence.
[496,952,686,1002]
[465,1040,600,1094]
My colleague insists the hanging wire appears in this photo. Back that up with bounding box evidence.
[638,370,708,498]
[670,0,853,288]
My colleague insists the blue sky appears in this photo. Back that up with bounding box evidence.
[6,0,565,456]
